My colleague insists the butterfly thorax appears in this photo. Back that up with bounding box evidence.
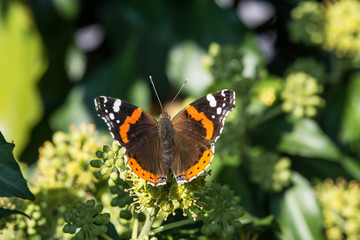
[158,112,173,140]
[158,112,175,167]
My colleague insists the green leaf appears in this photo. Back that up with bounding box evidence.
[0,208,30,219]
[166,41,212,96]
[0,1,47,158]
[340,73,360,153]
[105,221,120,240]
[341,155,360,182]
[271,173,323,240]
[278,118,341,160]
[0,132,34,200]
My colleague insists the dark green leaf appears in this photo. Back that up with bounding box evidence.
[278,118,341,160]
[271,173,323,240]
[0,132,34,200]
[103,221,120,240]
[0,208,30,219]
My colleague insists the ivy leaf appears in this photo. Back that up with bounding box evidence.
[277,118,341,160]
[340,73,360,154]
[271,173,323,240]
[0,1,47,158]
[105,221,120,240]
[0,208,30,219]
[0,132,34,200]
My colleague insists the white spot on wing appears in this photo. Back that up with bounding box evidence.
[212,115,215,119]
[109,113,115,120]
[206,94,217,107]
[217,107,222,115]
[113,99,121,112]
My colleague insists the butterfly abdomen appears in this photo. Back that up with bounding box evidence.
[158,112,175,168]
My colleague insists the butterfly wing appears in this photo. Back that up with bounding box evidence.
[95,96,167,186]
[171,89,235,183]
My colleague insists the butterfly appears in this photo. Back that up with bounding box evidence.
[95,89,235,186]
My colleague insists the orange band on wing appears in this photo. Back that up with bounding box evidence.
[184,149,213,180]
[119,108,142,143]
[127,158,165,185]
[185,105,214,140]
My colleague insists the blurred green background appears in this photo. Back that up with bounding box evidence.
[2,0,360,239]
[1,0,247,162]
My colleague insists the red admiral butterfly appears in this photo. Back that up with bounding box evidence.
[95,89,235,186]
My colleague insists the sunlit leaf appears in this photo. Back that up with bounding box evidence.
[271,173,323,240]
[0,1,47,158]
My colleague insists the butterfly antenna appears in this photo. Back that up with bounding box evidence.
[169,79,188,108]
[149,76,164,112]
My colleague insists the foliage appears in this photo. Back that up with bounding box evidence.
[0,125,108,239]
[2,0,360,239]
[0,131,34,239]
[0,0,47,158]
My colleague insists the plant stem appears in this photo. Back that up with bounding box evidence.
[132,211,139,239]
[138,207,158,239]
[100,233,114,240]
[151,218,198,235]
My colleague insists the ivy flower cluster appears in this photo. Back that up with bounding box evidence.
[63,199,110,240]
[10,124,107,239]
[281,72,324,117]
[249,150,291,192]
[316,178,360,240]
[37,124,107,191]
[203,42,244,83]
[288,1,325,46]
[252,77,282,107]
[324,0,360,57]
[288,0,360,57]
[200,184,244,239]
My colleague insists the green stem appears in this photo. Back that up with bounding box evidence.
[151,218,198,235]
[138,207,158,239]
[99,233,114,240]
[132,210,139,239]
